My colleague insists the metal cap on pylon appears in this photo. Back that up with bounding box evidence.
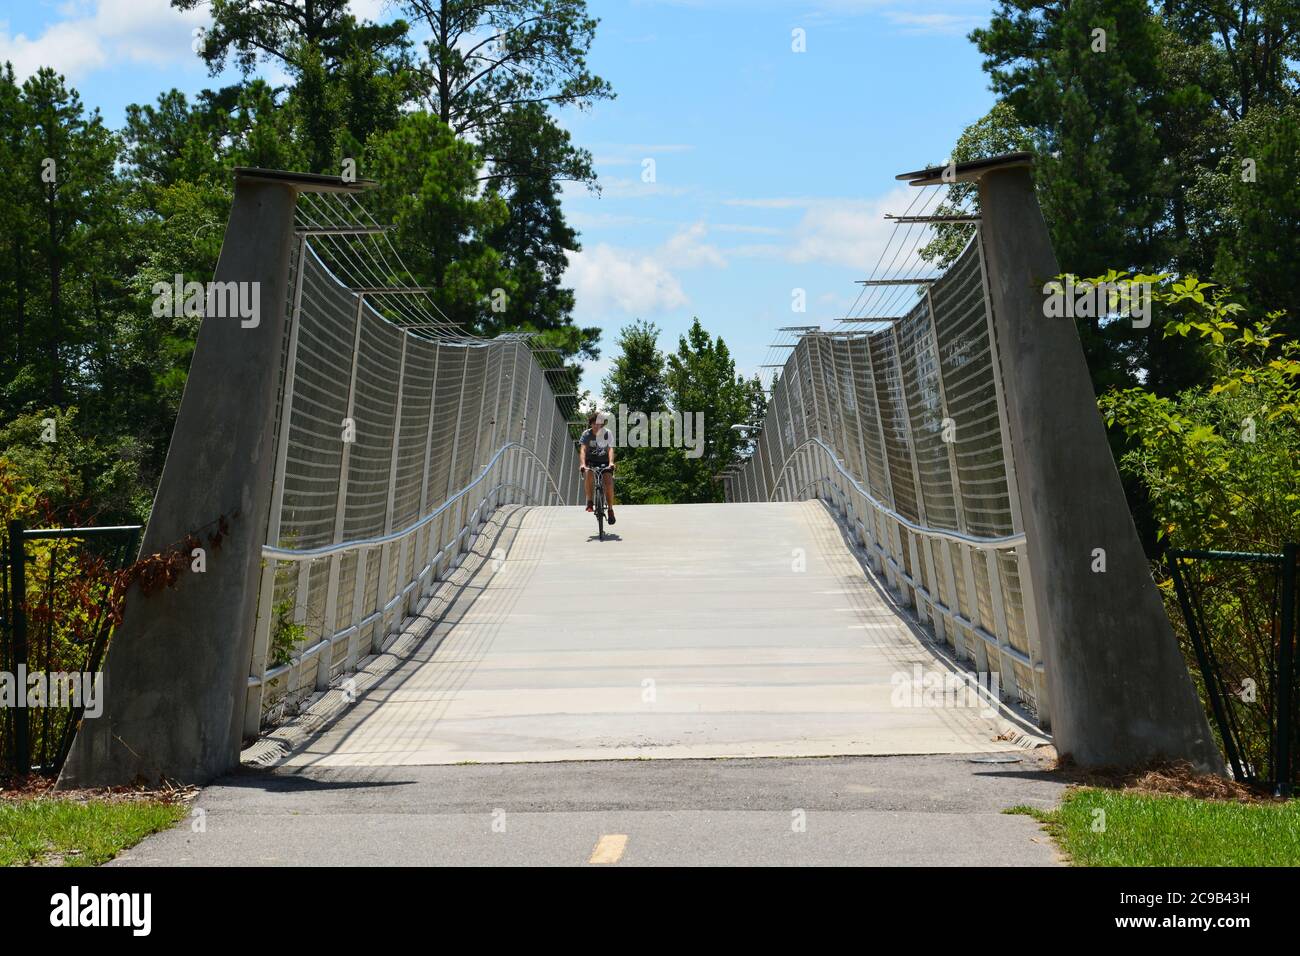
[895,151,1034,187]
[234,166,377,193]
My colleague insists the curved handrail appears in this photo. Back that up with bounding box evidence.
[770,436,1025,549]
[262,441,565,560]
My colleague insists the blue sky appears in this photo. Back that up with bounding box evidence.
[0,0,1001,397]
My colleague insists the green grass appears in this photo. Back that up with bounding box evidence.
[1008,788,1300,866]
[0,798,188,867]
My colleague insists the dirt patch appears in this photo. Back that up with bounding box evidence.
[1050,756,1280,804]
[0,773,197,805]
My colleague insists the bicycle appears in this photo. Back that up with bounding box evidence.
[586,463,614,540]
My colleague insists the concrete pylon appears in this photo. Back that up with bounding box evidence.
[59,169,370,787]
[898,154,1223,771]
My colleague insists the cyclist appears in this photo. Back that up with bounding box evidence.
[578,411,616,525]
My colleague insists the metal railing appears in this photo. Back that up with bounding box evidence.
[1,522,142,776]
[1167,545,1297,793]
[725,234,1049,723]
[243,228,577,735]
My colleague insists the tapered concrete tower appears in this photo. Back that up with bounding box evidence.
[897,154,1222,771]
[60,170,371,787]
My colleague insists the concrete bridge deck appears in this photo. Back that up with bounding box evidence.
[118,501,1062,867]
[263,501,1025,769]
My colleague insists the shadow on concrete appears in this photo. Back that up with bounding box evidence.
[220,765,418,794]
[969,767,1065,784]
[244,505,535,768]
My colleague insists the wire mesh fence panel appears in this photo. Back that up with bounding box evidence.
[426,344,464,514]
[1168,548,1297,792]
[826,339,861,488]
[898,300,959,532]
[807,338,830,444]
[478,344,504,475]
[351,310,402,649]
[848,337,892,504]
[279,251,354,552]
[797,345,822,442]
[776,373,796,469]
[933,242,1014,538]
[399,338,438,588]
[246,199,576,735]
[452,347,488,495]
[972,549,996,638]
[869,332,921,524]
[725,229,1043,726]
[345,310,402,543]
[394,337,436,535]
[946,540,973,629]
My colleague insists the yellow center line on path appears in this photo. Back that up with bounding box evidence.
[588,834,629,865]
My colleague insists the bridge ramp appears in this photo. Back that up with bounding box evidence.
[277,502,1015,767]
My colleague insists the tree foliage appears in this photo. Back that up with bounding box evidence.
[2,1,611,523]
[1099,277,1300,550]
[601,319,765,504]
[967,0,1300,394]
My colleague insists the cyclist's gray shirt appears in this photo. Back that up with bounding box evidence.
[579,427,612,463]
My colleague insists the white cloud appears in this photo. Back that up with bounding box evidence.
[785,189,914,269]
[566,211,666,229]
[566,188,928,317]
[661,221,727,269]
[580,355,613,402]
[722,197,815,209]
[723,186,929,272]
[0,0,207,81]
[351,0,395,22]
[593,142,695,156]
[884,11,985,35]
[597,176,695,200]
[565,244,689,316]
[711,223,782,235]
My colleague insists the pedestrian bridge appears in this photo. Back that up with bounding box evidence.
[246,501,1021,770]
[59,157,1222,788]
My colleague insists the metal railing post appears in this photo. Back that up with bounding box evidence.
[841,338,873,525]
[1277,543,1297,796]
[417,343,441,594]
[444,347,470,556]
[7,520,29,774]
[861,340,900,586]
[889,325,935,617]
[502,341,521,504]
[329,292,367,672]
[347,549,368,670]
[373,334,408,656]
[924,287,965,651]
